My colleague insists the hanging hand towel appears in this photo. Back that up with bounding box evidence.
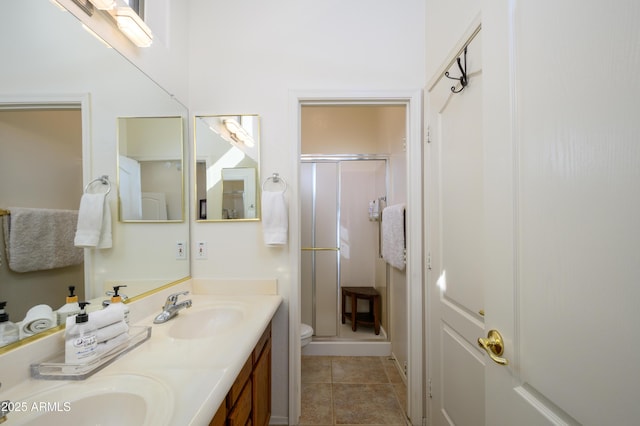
[261,190,288,246]
[3,207,83,273]
[74,193,112,249]
[381,203,406,271]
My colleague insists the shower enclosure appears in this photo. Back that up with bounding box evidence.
[301,156,389,340]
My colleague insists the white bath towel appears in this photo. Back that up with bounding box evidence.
[3,207,83,273]
[74,193,112,249]
[381,203,406,271]
[96,332,129,356]
[66,305,124,330]
[95,320,129,343]
[262,190,288,246]
[19,304,56,337]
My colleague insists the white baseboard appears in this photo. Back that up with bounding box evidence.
[302,340,391,356]
[269,415,288,425]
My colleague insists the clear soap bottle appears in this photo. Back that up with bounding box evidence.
[65,302,98,364]
[107,285,129,325]
[0,301,18,347]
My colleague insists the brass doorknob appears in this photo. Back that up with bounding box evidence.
[478,330,509,365]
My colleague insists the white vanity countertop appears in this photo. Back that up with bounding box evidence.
[0,280,283,426]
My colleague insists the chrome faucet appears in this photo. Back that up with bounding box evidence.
[153,291,192,324]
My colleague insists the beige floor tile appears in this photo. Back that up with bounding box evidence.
[331,357,389,384]
[303,356,333,383]
[332,383,406,424]
[299,382,333,425]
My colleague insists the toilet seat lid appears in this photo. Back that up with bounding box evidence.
[301,323,313,339]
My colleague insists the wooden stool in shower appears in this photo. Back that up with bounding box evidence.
[341,286,381,335]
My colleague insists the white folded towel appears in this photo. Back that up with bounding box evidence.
[261,190,288,246]
[96,332,129,356]
[74,193,112,249]
[381,203,406,271]
[95,320,128,343]
[65,305,124,330]
[20,304,56,337]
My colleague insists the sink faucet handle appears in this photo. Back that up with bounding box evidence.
[166,290,190,304]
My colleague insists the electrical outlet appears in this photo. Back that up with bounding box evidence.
[175,241,187,260]
[196,241,208,259]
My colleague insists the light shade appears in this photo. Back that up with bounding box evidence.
[223,118,255,147]
[89,0,115,10]
[115,7,153,47]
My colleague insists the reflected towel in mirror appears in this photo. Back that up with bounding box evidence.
[19,304,56,337]
[3,207,83,273]
[261,190,288,246]
[74,193,112,249]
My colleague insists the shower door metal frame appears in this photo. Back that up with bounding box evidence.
[301,154,390,339]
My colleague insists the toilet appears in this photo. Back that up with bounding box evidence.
[301,323,313,347]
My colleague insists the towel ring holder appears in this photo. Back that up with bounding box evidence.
[262,173,287,193]
[84,175,111,195]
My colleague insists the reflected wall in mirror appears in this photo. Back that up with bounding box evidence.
[195,115,260,221]
[0,0,189,349]
[118,117,184,222]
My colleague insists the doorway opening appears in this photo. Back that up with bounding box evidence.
[300,104,406,356]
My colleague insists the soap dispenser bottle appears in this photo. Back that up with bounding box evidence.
[0,301,18,347]
[57,285,81,325]
[107,285,129,325]
[65,302,98,364]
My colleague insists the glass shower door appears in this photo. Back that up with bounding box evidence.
[301,162,339,337]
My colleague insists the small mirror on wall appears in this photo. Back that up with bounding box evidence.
[194,115,260,221]
[117,116,185,222]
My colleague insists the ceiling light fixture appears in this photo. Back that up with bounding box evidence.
[89,0,116,10]
[115,6,153,47]
[223,118,255,147]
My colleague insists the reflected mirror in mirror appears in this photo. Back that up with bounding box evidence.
[0,0,189,350]
[195,115,260,221]
[118,117,184,222]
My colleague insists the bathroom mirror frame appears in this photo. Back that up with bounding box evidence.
[117,116,186,223]
[0,0,190,352]
[194,114,261,222]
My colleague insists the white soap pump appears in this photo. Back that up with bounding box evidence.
[57,285,81,325]
[64,301,98,364]
[107,285,129,325]
[0,301,18,347]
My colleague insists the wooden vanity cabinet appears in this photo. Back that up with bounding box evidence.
[209,323,272,426]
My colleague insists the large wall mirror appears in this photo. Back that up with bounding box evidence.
[195,115,261,221]
[0,0,189,349]
[118,116,184,222]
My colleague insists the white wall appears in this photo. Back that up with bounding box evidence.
[188,1,425,421]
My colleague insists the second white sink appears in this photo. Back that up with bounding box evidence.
[168,305,245,340]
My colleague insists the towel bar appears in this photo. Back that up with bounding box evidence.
[84,175,111,195]
[262,173,287,193]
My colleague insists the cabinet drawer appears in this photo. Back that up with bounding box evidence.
[228,380,252,426]
[209,401,226,426]
[228,356,252,408]
[253,323,271,364]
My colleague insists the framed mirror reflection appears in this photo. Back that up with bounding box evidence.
[117,116,185,222]
[194,115,260,221]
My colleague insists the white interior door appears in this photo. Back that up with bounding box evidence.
[141,192,168,220]
[427,28,484,426]
[118,155,142,220]
[482,1,640,424]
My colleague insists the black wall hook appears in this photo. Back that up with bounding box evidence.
[445,47,468,93]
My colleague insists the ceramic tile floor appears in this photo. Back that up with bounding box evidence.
[299,356,408,425]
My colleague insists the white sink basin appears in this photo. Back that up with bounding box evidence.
[9,374,172,425]
[168,305,245,340]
